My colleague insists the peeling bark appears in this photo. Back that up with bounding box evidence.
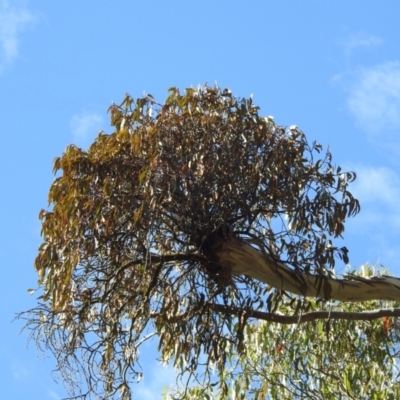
[214,236,400,302]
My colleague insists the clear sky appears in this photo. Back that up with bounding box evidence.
[2,1,400,399]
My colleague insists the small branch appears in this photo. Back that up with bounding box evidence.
[119,253,200,271]
[213,303,400,324]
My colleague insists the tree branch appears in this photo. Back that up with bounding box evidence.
[215,236,400,302]
[119,253,200,271]
[213,303,400,324]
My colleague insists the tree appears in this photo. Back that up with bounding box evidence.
[169,274,400,400]
[19,85,400,399]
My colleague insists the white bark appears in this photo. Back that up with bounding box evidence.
[215,236,400,302]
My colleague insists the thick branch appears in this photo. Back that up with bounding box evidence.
[215,236,400,302]
[213,303,400,324]
[119,253,200,271]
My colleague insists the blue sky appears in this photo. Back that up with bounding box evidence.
[2,1,400,398]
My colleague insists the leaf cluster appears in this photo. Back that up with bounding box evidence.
[22,85,360,399]
[170,294,400,400]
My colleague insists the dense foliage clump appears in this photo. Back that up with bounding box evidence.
[21,86,361,399]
